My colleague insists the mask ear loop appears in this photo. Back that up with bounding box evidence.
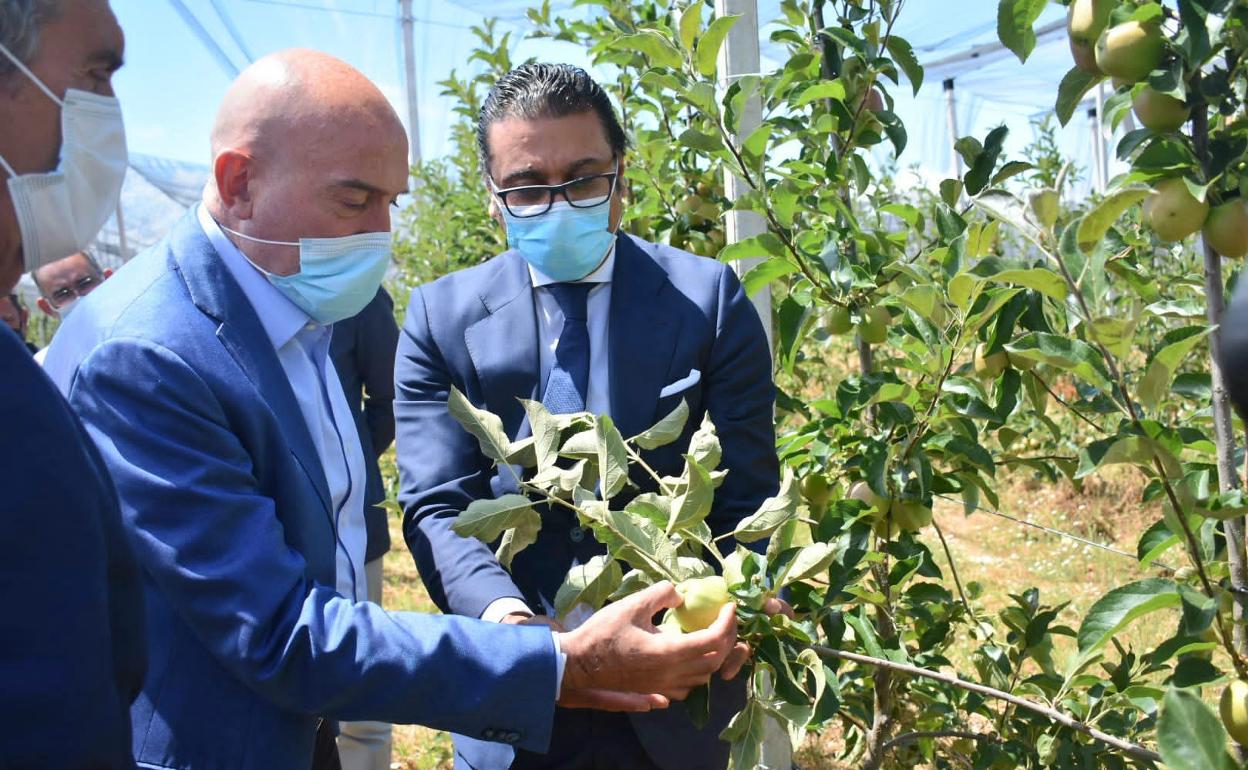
[0,153,16,179]
[0,42,64,106]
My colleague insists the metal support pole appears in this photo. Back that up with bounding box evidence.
[399,0,422,172]
[1094,82,1108,190]
[716,0,773,357]
[943,78,961,179]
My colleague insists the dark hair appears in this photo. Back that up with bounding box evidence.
[476,63,628,175]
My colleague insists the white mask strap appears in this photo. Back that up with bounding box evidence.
[0,153,15,178]
[0,42,63,106]
[216,220,299,247]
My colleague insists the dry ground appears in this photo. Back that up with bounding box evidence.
[376,464,1177,769]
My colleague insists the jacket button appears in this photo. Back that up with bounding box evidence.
[505,731,520,744]
[569,526,585,543]
[482,728,496,740]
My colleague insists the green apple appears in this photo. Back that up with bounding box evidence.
[1144,178,1209,242]
[1132,87,1189,132]
[858,306,891,344]
[1204,199,1248,258]
[1222,680,1248,745]
[658,610,684,634]
[1095,21,1166,84]
[802,474,832,506]
[890,499,932,532]
[673,576,731,632]
[1067,0,1115,74]
[824,306,853,335]
[974,343,1008,379]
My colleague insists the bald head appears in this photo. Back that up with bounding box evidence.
[205,49,408,276]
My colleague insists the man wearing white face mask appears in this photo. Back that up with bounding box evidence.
[0,1,146,769]
[44,49,742,770]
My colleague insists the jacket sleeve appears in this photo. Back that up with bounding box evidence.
[359,288,399,457]
[393,286,529,619]
[66,336,557,749]
[704,264,780,548]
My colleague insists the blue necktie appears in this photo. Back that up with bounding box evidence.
[542,283,592,414]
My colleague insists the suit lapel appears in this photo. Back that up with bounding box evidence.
[169,213,334,516]
[609,235,680,440]
[464,252,541,437]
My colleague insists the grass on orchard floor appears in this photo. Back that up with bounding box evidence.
[376,459,1181,770]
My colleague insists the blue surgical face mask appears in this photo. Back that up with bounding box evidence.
[501,200,616,282]
[218,223,391,325]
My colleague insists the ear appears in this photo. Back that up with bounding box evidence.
[102,268,114,279]
[213,149,255,218]
[36,297,55,317]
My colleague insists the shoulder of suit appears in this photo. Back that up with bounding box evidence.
[621,233,734,282]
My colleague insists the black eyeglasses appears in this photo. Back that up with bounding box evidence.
[46,274,101,308]
[490,161,620,219]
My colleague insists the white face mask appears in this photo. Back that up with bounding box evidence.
[0,42,128,273]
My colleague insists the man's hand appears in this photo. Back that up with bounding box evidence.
[500,612,566,632]
[556,581,737,712]
[719,596,795,682]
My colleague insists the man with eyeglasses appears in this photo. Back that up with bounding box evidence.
[33,249,111,320]
[394,63,781,770]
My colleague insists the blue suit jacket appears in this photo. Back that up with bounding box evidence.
[0,326,145,770]
[43,211,560,770]
[394,234,778,769]
[330,286,400,562]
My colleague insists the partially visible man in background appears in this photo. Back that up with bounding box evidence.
[33,248,111,319]
[330,285,401,770]
[0,1,145,768]
[0,291,35,353]
[28,249,111,362]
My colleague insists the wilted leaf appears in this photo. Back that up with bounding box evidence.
[449,387,512,463]
[554,555,624,618]
[734,469,800,542]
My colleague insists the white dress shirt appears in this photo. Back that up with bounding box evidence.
[481,247,616,627]
[197,205,370,603]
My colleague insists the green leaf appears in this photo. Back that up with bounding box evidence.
[989,268,1068,301]
[793,80,847,107]
[452,494,541,568]
[1077,578,1180,655]
[678,2,701,51]
[1158,687,1238,770]
[596,415,630,499]
[695,14,740,77]
[1056,66,1103,126]
[688,413,722,471]
[593,508,680,580]
[719,232,786,263]
[554,555,624,618]
[632,399,691,450]
[777,542,836,588]
[1005,333,1113,392]
[669,454,714,533]
[740,257,798,296]
[521,399,561,471]
[448,386,512,463]
[1137,519,1180,567]
[1138,328,1211,412]
[613,30,683,70]
[972,188,1043,247]
[1075,186,1149,253]
[964,125,1009,196]
[720,698,767,770]
[734,468,800,542]
[886,35,924,94]
[997,0,1048,63]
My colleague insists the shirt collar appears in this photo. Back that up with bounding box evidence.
[196,204,317,351]
[527,242,616,288]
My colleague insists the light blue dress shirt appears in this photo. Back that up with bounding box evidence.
[197,205,370,602]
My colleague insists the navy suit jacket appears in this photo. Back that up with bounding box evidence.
[394,233,778,769]
[330,286,399,562]
[0,325,146,770]
[43,211,561,770]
